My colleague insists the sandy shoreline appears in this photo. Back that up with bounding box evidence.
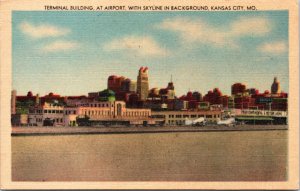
[11,125,288,136]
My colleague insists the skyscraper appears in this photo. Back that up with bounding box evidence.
[137,67,149,101]
[271,77,281,94]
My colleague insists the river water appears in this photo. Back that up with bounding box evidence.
[12,130,287,181]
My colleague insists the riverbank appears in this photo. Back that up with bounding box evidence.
[12,125,288,136]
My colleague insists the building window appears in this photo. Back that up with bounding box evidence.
[44,110,47,113]
[191,115,197,118]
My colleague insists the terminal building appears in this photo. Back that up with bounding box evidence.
[27,100,154,127]
[66,100,153,126]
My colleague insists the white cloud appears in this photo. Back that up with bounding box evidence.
[41,40,79,52]
[156,16,272,48]
[19,21,70,39]
[257,41,287,54]
[230,17,271,36]
[103,36,169,57]
[156,17,232,47]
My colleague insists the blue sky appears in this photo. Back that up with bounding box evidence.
[12,11,288,96]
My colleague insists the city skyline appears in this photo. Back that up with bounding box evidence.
[12,70,286,97]
[13,11,288,96]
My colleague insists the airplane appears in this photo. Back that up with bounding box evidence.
[185,117,206,126]
[217,117,235,126]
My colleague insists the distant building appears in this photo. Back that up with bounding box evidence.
[28,102,64,126]
[159,81,175,100]
[231,83,246,96]
[198,101,210,110]
[129,81,137,92]
[137,67,149,101]
[40,92,65,106]
[174,99,189,110]
[88,92,99,99]
[14,91,37,115]
[107,76,137,102]
[99,89,116,102]
[271,77,281,94]
[149,88,160,98]
[203,88,223,105]
[179,91,204,110]
[192,91,202,102]
[233,95,256,109]
[121,78,137,93]
[11,114,28,126]
[148,81,176,100]
[247,88,259,95]
[65,95,91,107]
[11,90,16,114]
[107,75,126,93]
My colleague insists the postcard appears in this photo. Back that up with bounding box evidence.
[0,0,299,189]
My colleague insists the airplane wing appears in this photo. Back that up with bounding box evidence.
[217,118,235,125]
[185,118,193,125]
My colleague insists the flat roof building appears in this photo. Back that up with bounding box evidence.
[152,110,222,126]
